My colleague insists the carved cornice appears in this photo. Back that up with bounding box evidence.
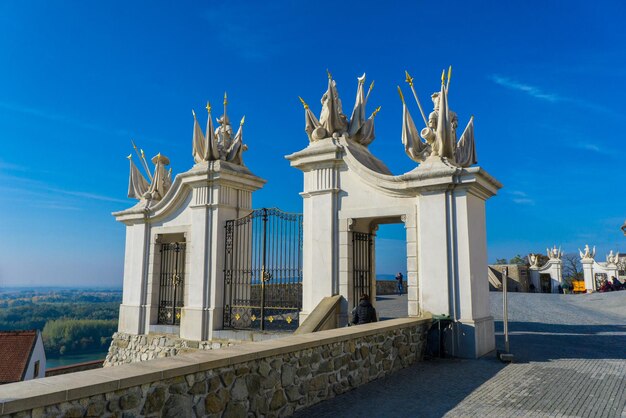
[113,160,266,225]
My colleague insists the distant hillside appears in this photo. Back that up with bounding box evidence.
[0,288,121,357]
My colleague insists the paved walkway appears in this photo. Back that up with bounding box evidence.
[295,292,626,418]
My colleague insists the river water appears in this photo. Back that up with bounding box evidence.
[46,351,107,369]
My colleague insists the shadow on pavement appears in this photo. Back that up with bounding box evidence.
[293,356,506,418]
[494,321,626,361]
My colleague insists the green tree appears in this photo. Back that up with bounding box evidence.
[509,255,527,265]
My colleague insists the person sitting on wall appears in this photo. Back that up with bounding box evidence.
[352,294,378,325]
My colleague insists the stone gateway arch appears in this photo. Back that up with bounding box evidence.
[112,70,501,361]
[287,71,501,358]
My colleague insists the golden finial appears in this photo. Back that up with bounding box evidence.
[405,70,414,87]
[131,139,138,150]
[298,96,309,109]
[397,86,405,104]
[441,69,446,85]
[127,154,132,160]
[140,149,145,158]
[223,92,228,106]
[326,69,332,80]
[240,115,245,126]
[371,106,381,118]
[359,75,366,85]
[205,101,211,113]
[447,65,452,86]
[368,80,375,93]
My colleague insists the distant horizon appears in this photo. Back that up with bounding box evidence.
[0,286,123,291]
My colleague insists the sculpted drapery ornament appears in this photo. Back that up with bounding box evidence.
[399,68,477,168]
[606,250,620,265]
[579,244,596,260]
[192,93,247,166]
[127,140,172,201]
[528,253,540,268]
[299,71,381,145]
[547,245,562,260]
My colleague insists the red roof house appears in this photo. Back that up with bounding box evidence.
[0,330,46,384]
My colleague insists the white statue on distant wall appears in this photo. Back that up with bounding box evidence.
[547,245,562,260]
[192,93,247,166]
[528,253,540,268]
[298,71,381,145]
[606,250,620,265]
[399,68,477,168]
[127,141,173,201]
[579,244,596,260]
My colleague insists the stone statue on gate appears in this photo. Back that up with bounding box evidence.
[528,253,540,268]
[127,141,173,201]
[298,71,381,145]
[579,244,596,260]
[606,250,620,265]
[191,93,247,166]
[547,245,562,260]
[399,68,477,168]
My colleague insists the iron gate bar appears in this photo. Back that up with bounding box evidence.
[223,208,303,331]
[157,242,186,325]
[352,232,372,308]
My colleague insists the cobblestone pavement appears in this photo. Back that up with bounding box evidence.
[294,292,626,418]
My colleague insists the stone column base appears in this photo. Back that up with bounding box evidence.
[453,316,495,358]
[118,304,145,334]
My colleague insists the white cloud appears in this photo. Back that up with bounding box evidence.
[490,74,617,117]
[506,190,534,205]
[490,75,560,102]
[512,198,535,205]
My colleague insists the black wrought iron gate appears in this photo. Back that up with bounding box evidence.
[352,232,373,305]
[223,208,303,331]
[157,242,186,325]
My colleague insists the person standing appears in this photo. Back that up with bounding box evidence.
[352,294,377,325]
[395,272,404,295]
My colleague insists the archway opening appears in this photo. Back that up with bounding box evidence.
[374,223,408,320]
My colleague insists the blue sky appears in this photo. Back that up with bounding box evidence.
[0,1,624,287]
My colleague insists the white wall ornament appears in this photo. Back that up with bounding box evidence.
[399,68,476,168]
[579,244,596,261]
[299,71,381,145]
[289,70,502,358]
[528,253,540,268]
[192,93,247,166]
[547,245,563,260]
[606,250,620,265]
[127,141,173,203]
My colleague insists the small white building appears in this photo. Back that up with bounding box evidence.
[0,330,46,384]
